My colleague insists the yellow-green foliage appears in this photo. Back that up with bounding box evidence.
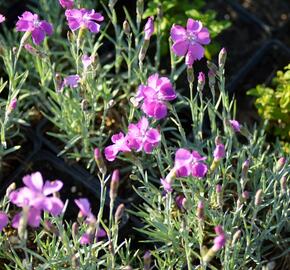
[248,64,290,151]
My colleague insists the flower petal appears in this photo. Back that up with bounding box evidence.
[172,40,189,56]
[170,25,186,42]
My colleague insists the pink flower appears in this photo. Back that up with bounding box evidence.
[59,0,74,9]
[160,178,173,193]
[175,194,186,209]
[213,225,226,251]
[75,198,92,218]
[135,74,176,120]
[64,75,80,88]
[9,172,63,228]
[213,144,225,161]
[16,11,53,45]
[0,212,8,231]
[144,16,154,40]
[170,19,210,66]
[174,148,207,178]
[82,54,94,69]
[0,14,6,24]
[229,120,241,132]
[127,117,161,153]
[65,9,104,33]
[104,132,131,161]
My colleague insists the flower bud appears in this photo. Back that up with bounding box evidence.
[136,0,144,24]
[81,99,89,112]
[213,144,225,161]
[197,200,204,220]
[218,47,227,69]
[197,72,205,92]
[123,20,130,36]
[5,182,16,197]
[143,251,151,270]
[254,189,263,206]
[242,190,249,200]
[187,66,194,84]
[231,229,241,247]
[115,204,125,223]
[214,136,222,146]
[280,175,287,194]
[144,17,154,40]
[7,98,17,115]
[110,169,120,201]
[242,159,250,179]
[276,157,286,171]
[55,73,64,92]
[94,148,107,175]
[138,40,149,64]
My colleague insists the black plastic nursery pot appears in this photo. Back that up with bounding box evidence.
[227,39,290,126]
[227,0,290,34]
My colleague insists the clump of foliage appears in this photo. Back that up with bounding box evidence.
[248,64,290,153]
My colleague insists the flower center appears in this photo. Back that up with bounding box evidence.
[187,32,197,44]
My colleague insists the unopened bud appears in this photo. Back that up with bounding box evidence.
[7,97,17,115]
[5,182,16,197]
[157,3,163,20]
[94,148,107,175]
[143,251,151,270]
[218,48,227,69]
[215,136,222,146]
[72,222,79,238]
[280,175,287,194]
[123,20,130,36]
[254,189,263,206]
[208,70,216,88]
[144,17,154,40]
[197,72,205,92]
[110,169,120,201]
[187,66,194,84]
[55,73,64,92]
[231,229,241,247]
[136,0,144,24]
[276,157,286,171]
[242,159,250,179]
[197,200,204,220]
[115,204,125,223]
[242,190,249,200]
[81,99,89,112]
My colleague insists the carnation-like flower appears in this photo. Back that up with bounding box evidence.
[170,18,210,66]
[127,117,161,153]
[0,212,8,231]
[144,16,154,40]
[65,9,104,33]
[135,74,176,120]
[16,11,53,45]
[0,14,6,24]
[174,148,208,178]
[9,172,63,228]
[59,0,74,9]
[64,75,80,88]
[213,225,226,251]
[104,132,131,161]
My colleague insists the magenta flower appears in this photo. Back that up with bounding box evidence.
[65,9,104,33]
[9,172,64,228]
[213,144,225,161]
[135,74,176,120]
[0,14,6,24]
[0,212,8,231]
[16,11,53,45]
[127,117,161,153]
[59,0,74,9]
[174,148,208,178]
[64,75,80,88]
[170,19,210,66]
[175,194,186,209]
[213,225,226,251]
[144,16,154,40]
[229,120,241,132]
[104,132,131,161]
[75,198,92,218]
